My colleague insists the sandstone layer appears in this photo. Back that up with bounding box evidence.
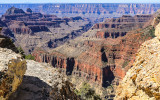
[115,23,160,99]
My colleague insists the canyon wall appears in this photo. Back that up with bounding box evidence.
[33,27,154,88]
[32,13,158,91]
[93,15,153,39]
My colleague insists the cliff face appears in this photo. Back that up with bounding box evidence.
[93,15,153,39]
[32,11,155,87]
[115,23,160,99]
[0,30,26,99]
[33,27,154,87]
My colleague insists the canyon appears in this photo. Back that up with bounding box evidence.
[0,7,91,54]
[0,5,160,100]
[32,11,159,99]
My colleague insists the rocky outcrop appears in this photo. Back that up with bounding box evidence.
[0,47,26,100]
[115,23,160,99]
[26,8,32,14]
[13,60,80,100]
[0,27,27,99]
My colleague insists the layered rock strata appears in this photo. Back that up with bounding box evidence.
[0,7,91,54]
[93,15,153,39]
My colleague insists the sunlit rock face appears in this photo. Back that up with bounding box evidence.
[115,23,160,100]
[155,23,160,39]
[0,48,26,100]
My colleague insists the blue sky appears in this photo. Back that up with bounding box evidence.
[0,0,160,3]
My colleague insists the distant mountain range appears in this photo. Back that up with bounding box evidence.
[0,3,160,16]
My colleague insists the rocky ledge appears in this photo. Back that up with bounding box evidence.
[14,60,79,100]
[0,47,26,100]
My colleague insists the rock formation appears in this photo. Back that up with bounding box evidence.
[0,35,27,100]
[26,8,32,14]
[0,58,27,100]
[115,23,160,99]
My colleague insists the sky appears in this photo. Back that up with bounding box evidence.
[0,0,160,3]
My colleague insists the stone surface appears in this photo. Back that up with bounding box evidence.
[115,22,160,100]
[0,48,21,71]
[155,23,160,39]
[13,60,80,100]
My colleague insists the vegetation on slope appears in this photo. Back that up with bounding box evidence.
[75,82,101,100]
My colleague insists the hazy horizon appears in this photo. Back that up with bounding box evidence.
[0,0,160,4]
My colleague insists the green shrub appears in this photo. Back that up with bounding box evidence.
[122,60,129,68]
[75,82,101,100]
[141,26,155,39]
[25,54,35,60]
[17,47,25,58]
